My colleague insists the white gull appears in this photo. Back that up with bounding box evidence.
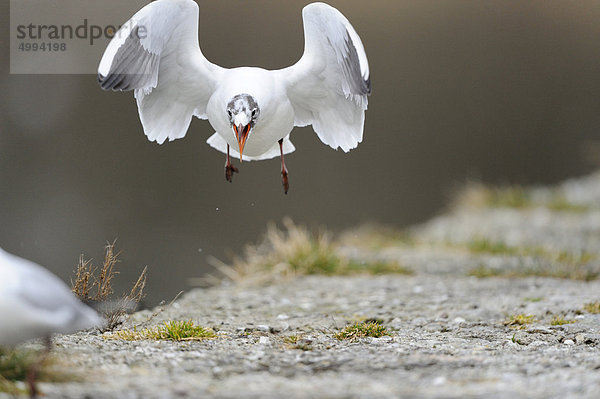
[98,0,371,193]
[0,247,102,347]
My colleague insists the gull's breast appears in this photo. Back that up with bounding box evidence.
[207,69,296,157]
[242,99,295,157]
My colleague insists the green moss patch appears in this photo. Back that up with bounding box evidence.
[334,321,391,341]
[106,320,216,341]
[550,316,575,326]
[503,314,536,329]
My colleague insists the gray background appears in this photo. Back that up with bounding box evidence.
[1,0,599,305]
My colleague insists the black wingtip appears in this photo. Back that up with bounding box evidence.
[97,73,109,91]
[98,72,137,92]
[364,76,372,95]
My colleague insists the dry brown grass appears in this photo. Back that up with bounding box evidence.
[337,224,415,250]
[204,218,412,285]
[72,240,147,331]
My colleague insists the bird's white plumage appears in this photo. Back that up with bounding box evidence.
[0,248,102,346]
[98,0,370,159]
[207,133,296,161]
[98,0,223,144]
[279,2,371,152]
[98,20,136,78]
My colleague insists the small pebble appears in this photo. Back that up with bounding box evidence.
[564,339,575,346]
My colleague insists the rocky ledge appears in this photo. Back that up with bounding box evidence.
[7,172,600,398]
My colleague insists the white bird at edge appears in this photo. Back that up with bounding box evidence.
[0,247,102,397]
[0,247,102,347]
[98,0,371,194]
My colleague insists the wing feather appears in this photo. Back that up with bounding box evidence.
[281,2,371,152]
[98,0,223,144]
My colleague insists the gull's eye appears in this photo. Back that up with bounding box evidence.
[251,109,257,118]
[227,110,232,118]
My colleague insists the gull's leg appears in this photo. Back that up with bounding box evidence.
[225,144,239,183]
[26,336,51,398]
[279,139,289,194]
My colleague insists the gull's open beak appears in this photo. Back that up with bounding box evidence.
[233,123,250,162]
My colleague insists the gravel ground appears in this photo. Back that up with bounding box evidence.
[4,172,600,399]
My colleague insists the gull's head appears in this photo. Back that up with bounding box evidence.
[226,94,260,161]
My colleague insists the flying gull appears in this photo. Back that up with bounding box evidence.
[98,0,371,194]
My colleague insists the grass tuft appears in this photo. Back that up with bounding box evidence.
[346,260,413,275]
[0,348,38,392]
[503,314,536,329]
[487,187,531,208]
[467,264,504,278]
[216,218,412,284]
[466,238,519,256]
[72,240,147,331]
[465,240,598,281]
[338,225,415,250]
[454,184,530,209]
[523,297,544,303]
[283,335,299,345]
[283,335,313,351]
[106,320,215,341]
[453,183,594,212]
[546,196,590,212]
[550,316,575,326]
[583,302,600,314]
[468,262,598,282]
[0,347,70,394]
[334,321,391,341]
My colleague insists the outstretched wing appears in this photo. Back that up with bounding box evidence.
[98,0,223,144]
[280,2,371,152]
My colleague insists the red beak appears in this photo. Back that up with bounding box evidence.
[233,124,250,162]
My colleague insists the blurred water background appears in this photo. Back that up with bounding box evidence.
[1,0,599,305]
